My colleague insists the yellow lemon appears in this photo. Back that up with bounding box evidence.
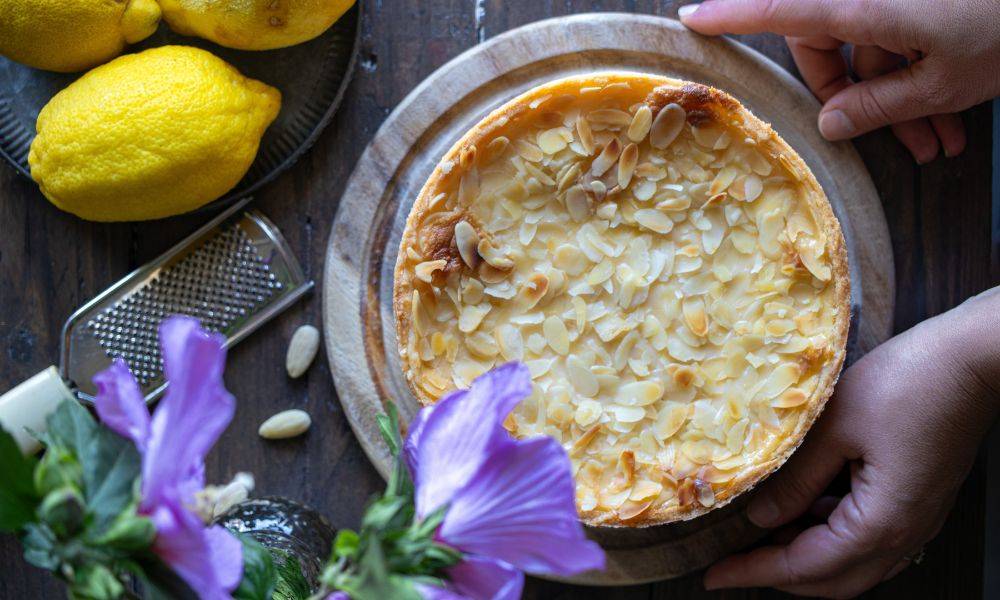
[29,46,281,222]
[159,0,356,50]
[0,0,161,73]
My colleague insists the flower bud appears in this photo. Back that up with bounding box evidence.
[69,563,125,600]
[34,447,83,497]
[38,487,85,539]
[95,513,156,551]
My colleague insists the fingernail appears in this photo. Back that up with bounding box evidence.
[818,109,857,140]
[747,497,781,527]
[678,3,701,20]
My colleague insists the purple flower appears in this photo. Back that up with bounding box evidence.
[93,316,242,600]
[405,363,605,600]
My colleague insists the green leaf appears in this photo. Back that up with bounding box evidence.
[343,536,423,600]
[67,563,125,600]
[378,404,414,500]
[80,432,142,537]
[333,529,360,560]
[272,552,311,600]
[43,401,143,536]
[21,522,60,571]
[91,512,156,552]
[233,534,277,600]
[361,496,410,533]
[42,401,100,461]
[0,425,39,532]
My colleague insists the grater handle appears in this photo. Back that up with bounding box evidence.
[0,366,76,455]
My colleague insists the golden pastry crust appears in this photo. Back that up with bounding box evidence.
[393,72,850,527]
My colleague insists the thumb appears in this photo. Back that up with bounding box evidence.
[746,419,848,528]
[817,63,945,140]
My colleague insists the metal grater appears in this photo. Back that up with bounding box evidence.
[0,197,314,453]
[61,197,313,403]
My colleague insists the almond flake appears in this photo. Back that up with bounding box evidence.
[650,103,685,149]
[627,104,653,142]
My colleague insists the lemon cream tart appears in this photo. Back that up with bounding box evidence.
[393,72,849,526]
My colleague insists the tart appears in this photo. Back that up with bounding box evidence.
[393,72,849,526]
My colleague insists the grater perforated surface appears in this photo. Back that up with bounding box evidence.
[87,222,283,387]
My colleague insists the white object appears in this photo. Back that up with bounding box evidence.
[0,366,76,454]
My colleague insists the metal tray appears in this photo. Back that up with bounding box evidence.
[0,2,361,213]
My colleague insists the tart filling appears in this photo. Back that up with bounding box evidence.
[393,73,849,526]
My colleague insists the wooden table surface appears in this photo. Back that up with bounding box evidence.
[0,2,995,598]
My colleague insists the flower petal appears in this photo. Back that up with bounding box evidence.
[93,358,151,451]
[147,495,243,599]
[141,317,235,508]
[438,437,605,576]
[204,523,244,591]
[409,363,531,517]
[402,391,450,475]
[418,557,523,600]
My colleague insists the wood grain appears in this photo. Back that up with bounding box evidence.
[0,1,993,598]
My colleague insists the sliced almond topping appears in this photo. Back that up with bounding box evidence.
[495,324,524,361]
[634,209,674,234]
[400,81,844,521]
[793,234,832,281]
[588,108,632,127]
[570,424,602,457]
[617,499,654,521]
[538,127,571,154]
[515,139,544,162]
[615,381,663,406]
[618,143,639,189]
[414,259,447,283]
[744,173,763,202]
[627,104,653,142]
[677,478,696,507]
[576,114,596,155]
[459,145,477,169]
[458,168,479,205]
[477,239,514,270]
[454,220,479,268]
[773,387,808,408]
[630,480,664,501]
[516,272,549,309]
[557,162,582,193]
[694,479,716,507]
[542,315,570,355]
[565,185,593,223]
[465,331,499,358]
[483,136,509,164]
[654,403,689,440]
[410,290,430,335]
[760,363,802,399]
[682,296,709,337]
[649,103,685,149]
[574,398,603,426]
[591,138,622,177]
[458,303,491,333]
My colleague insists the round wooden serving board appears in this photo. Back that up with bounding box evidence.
[323,13,894,586]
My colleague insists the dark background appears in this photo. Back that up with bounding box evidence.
[0,1,996,598]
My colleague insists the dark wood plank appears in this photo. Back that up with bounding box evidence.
[0,2,993,599]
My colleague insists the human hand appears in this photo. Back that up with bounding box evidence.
[703,288,1000,598]
[678,0,1000,163]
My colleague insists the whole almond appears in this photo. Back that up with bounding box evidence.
[286,325,320,378]
[258,409,312,440]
